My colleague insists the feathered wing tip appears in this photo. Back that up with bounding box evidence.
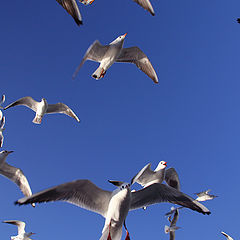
[32,115,42,124]
[237,18,240,23]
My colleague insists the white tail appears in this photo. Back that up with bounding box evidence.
[92,67,106,80]
[32,115,42,124]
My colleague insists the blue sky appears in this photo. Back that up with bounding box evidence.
[0,0,240,239]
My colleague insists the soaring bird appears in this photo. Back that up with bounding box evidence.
[0,150,35,207]
[72,33,159,84]
[3,220,35,240]
[165,208,180,240]
[4,96,80,124]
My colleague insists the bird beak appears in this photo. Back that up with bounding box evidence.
[123,33,127,38]
[163,162,167,166]
[7,151,14,154]
[108,180,123,187]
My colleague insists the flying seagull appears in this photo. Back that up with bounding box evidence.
[4,96,80,124]
[164,208,180,240]
[0,150,35,207]
[221,231,234,240]
[15,170,146,240]
[3,220,35,240]
[195,189,218,202]
[56,0,83,25]
[72,33,159,84]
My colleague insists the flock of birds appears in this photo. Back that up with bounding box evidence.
[1,1,239,240]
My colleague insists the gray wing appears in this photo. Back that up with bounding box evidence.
[130,183,211,215]
[3,220,26,235]
[170,231,175,240]
[72,40,109,79]
[133,163,155,187]
[46,103,80,122]
[4,97,38,112]
[15,180,112,217]
[165,168,180,191]
[132,0,155,16]
[170,209,179,226]
[116,47,158,83]
[0,163,33,199]
[195,189,210,197]
[56,0,82,26]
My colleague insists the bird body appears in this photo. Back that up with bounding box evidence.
[165,208,180,240]
[195,189,218,202]
[4,96,80,124]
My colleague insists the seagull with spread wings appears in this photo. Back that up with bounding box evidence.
[73,33,159,84]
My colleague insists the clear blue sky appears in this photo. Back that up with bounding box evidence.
[0,0,240,239]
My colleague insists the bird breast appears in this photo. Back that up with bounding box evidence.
[36,100,48,116]
[105,188,131,227]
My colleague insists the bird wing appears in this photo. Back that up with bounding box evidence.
[170,230,175,240]
[4,97,38,112]
[130,183,211,215]
[165,168,181,191]
[56,0,82,25]
[0,95,5,106]
[132,163,155,187]
[3,220,26,235]
[72,40,109,79]
[0,116,5,129]
[221,231,233,240]
[15,180,112,217]
[170,209,179,226]
[0,163,33,198]
[116,47,158,83]
[132,0,155,16]
[46,103,80,122]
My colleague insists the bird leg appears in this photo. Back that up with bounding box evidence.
[124,220,130,240]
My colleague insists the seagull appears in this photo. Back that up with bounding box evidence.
[56,0,83,25]
[133,161,167,188]
[132,0,155,16]
[3,220,35,240]
[133,161,181,190]
[0,150,35,207]
[15,171,145,240]
[72,33,159,83]
[194,189,218,202]
[0,116,5,147]
[4,96,80,124]
[165,206,184,217]
[221,231,234,240]
[164,208,180,240]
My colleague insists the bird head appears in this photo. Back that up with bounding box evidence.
[155,161,167,171]
[110,33,127,45]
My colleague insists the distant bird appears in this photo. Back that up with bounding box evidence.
[72,33,159,84]
[79,0,95,4]
[132,0,155,16]
[3,220,35,240]
[4,96,80,124]
[221,231,234,240]
[165,206,184,217]
[0,150,35,207]
[164,208,180,240]
[194,189,218,202]
[56,0,83,25]
[15,171,145,240]
[0,116,5,147]
[237,18,240,24]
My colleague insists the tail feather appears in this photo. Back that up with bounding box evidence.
[32,115,42,124]
[165,225,170,234]
[92,67,106,80]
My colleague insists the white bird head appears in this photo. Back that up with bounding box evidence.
[155,161,167,171]
[110,33,127,45]
[26,232,36,237]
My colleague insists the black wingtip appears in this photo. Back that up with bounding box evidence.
[76,20,83,26]
[237,18,240,24]
[14,200,20,205]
